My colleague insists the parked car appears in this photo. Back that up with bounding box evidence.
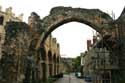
[85,75,92,82]
[75,72,82,78]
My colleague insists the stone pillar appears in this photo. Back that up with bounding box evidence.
[0,25,5,60]
[52,63,54,76]
[42,63,47,81]
[46,62,49,78]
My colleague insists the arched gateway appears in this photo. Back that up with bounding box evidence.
[0,6,116,83]
[36,6,113,49]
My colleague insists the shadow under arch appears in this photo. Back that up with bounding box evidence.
[39,47,47,81]
[39,47,46,61]
[53,54,57,75]
[48,50,53,77]
[35,6,113,48]
[0,16,4,25]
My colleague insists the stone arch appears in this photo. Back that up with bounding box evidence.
[48,50,53,76]
[35,6,113,48]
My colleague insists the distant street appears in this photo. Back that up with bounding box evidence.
[53,73,88,83]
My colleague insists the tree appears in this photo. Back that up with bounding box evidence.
[73,56,81,71]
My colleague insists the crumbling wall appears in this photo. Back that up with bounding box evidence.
[0,22,31,82]
[0,12,46,83]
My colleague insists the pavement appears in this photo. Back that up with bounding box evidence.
[53,73,88,83]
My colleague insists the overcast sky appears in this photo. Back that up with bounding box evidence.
[0,0,125,58]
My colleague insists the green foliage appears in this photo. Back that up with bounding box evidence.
[73,56,81,70]
[63,71,70,75]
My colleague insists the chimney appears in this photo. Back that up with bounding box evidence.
[87,40,91,50]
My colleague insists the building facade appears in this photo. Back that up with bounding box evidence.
[81,33,120,83]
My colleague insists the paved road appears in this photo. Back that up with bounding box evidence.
[53,74,88,83]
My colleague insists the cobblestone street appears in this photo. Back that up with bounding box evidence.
[53,74,88,83]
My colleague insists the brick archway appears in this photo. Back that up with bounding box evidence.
[36,6,113,49]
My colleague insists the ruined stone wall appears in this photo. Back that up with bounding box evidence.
[0,22,30,82]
